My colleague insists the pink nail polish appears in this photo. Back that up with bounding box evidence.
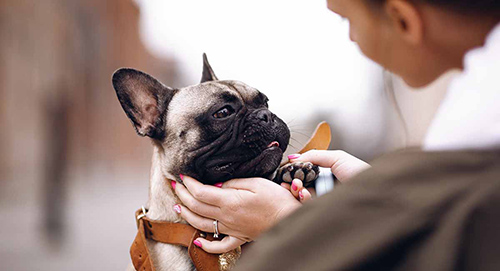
[193,240,202,248]
[179,174,184,181]
[214,182,223,188]
[171,181,176,190]
[291,183,297,191]
[299,190,304,200]
[288,154,301,160]
[173,204,181,214]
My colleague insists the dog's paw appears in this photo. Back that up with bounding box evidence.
[275,162,319,188]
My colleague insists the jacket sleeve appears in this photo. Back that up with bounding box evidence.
[234,151,500,271]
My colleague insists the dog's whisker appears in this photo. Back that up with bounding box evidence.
[290,126,310,133]
[289,129,307,133]
[290,137,302,145]
[287,142,298,149]
[286,118,297,126]
[288,142,300,150]
[291,130,312,137]
[288,124,307,130]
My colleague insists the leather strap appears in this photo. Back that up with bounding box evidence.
[130,209,220,271]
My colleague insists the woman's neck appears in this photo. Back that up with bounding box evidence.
[423,6,499,70]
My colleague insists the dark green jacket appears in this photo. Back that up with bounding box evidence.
[236,150,500,271]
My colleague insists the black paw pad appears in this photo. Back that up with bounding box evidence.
[275,162,320,187]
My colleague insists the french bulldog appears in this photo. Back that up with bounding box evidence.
[112,54,318,271]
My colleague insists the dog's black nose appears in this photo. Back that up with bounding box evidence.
[257,110,273,123]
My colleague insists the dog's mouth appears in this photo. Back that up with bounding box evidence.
[213,162,233,172]
[202,139,285,184]
[209,140,281,169]
[267,141,280,148]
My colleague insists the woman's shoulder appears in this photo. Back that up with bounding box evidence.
[424,22,500,151]
[463,22,500,71]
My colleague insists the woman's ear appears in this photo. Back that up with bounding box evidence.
[385,0,423,45]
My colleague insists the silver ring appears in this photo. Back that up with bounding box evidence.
[213,220,219,238]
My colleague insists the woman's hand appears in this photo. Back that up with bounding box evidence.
[280,178,313,203]
[288,150,370,182]
[172,175,302,253]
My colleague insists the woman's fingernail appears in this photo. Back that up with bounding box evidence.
[288,154,301,160]
[173,204,181,214]
[171,181,176,190]
[214,182,223,188]
[179,174,184,181]
[299,190,304,200]
[291,183,298,191]
[193,240,202,248]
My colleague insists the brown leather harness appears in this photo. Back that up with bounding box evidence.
[129,122,331,271]
[131,208,223,271]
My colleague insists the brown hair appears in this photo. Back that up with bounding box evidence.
[367,0,500,16]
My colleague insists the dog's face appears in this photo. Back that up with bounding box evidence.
[112,55,290,185]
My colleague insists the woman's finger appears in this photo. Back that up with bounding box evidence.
[290,150,370,182]
[289,150,347,168]
[174,204,214,232]
[194,235,246,254]
[290,179,303,199]
[221,177,270,191]
[174,204,233,235]
[181,175,227,206]
[175,180,222,219]
[280,182,291,190]
[299,188,312,203]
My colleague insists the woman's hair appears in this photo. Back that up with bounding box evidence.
[367,0,500,16]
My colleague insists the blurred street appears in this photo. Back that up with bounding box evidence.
[0,172,147,270]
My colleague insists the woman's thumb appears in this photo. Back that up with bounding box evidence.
[288,150,344,168]
[288,150,370,182]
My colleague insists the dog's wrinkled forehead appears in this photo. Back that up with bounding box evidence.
[213,80,263,103]
[168,80,264,117]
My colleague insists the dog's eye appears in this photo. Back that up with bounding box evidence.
[213,106,235,119]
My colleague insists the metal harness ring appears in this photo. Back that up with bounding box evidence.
[137,205,147,220]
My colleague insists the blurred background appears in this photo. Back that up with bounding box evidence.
[0,0,457,270]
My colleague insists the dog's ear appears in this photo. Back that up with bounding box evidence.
[200,53,219,83]
[112,68,176,139]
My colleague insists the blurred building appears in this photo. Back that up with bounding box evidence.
[0,0,177,191]
[0,0,177,270]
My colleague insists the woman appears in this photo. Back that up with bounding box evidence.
[173,0,500,270]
